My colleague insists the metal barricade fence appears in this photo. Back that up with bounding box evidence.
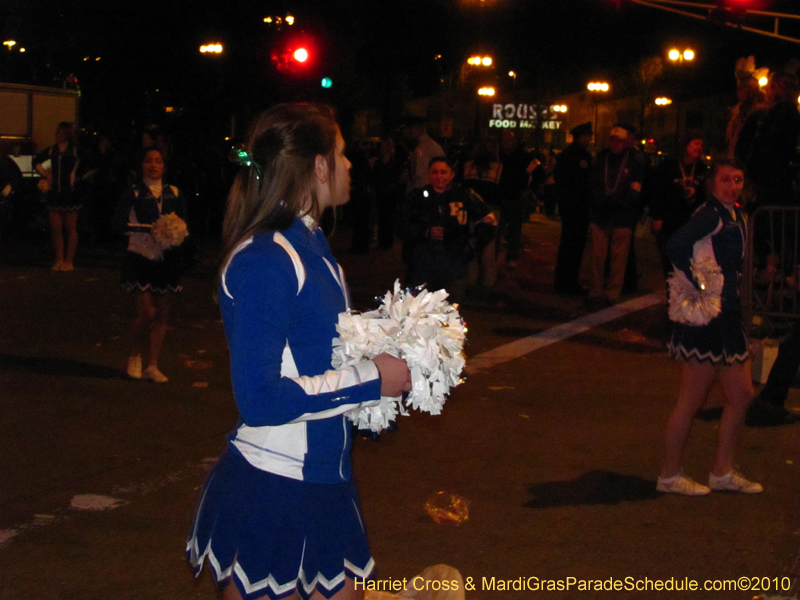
[742,206,800,335]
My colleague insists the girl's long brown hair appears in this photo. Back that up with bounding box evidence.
[218,103,338,285]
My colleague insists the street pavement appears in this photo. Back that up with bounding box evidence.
[0,217,799,600]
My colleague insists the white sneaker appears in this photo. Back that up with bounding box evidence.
[143,365,168,383]
[708,470,763,494]
[126,355,142,379]
[657,471,711,496]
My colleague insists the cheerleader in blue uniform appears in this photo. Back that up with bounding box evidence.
[33,122,82,271]
[113,147,188,383]
[657,156,762,496]
[186,104,411,600]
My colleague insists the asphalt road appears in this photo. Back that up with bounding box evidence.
[1,218,798,600]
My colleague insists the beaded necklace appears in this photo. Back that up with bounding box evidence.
[604,151,628,195]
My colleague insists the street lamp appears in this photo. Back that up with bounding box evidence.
[3,40,16,50]
[467,55,493,67]
[655,97,673,105]
[587,82,610,92]
[200,43,223,54]
[478,86,496,96]
[587,82,610,142]
[668,48,695,63]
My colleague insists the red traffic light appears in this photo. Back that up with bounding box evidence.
[293,48,309,63]
[272,35,315,74]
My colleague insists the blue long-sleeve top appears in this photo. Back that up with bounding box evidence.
[666,196,746,310]
[219,217,383,483]
[112,182,188,233]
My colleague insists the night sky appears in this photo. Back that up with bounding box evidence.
[3,0,800,132]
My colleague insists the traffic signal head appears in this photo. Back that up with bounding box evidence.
[271,35,315,75]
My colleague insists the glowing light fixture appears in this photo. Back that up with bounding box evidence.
[3,40,16,49]
[468,55,493,67]
[655,97,673,106]
[293,48,309,62]
[668,49,681,61]
[683,49,695,61]
[200,44,223,54]
[759,76,769,87]
[286,15,295,25]
[587,82,610,92]
[478,86,496,96]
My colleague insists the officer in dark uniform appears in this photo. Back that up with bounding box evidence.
[553,122,593,295]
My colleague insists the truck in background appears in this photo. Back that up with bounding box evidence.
[0,83,80,231]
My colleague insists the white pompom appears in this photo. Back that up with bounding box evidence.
[332,280,466,432]
[151,213,188,251]
[667,256,724,326]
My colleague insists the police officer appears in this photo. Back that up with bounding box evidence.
[553,122,593,295]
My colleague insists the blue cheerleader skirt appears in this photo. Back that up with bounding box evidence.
[667,307,750,365]
[186,449,375,600]
[120,250,182,295]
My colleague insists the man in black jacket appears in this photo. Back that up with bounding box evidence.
[553,122,593,295]
[586,126,644,305]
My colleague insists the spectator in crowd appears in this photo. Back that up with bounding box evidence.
[404,117,444,193]
[497,131,531,270]
[747,329,800,426]
[735,71,800,208]
[347,138,374,254]
[586,126,644,305]
[403,157,496,303]
[373,137,404,250]
[649,131,708,280]
[726,57,766,158]
[463,138,503,207]
[553,122,593,294]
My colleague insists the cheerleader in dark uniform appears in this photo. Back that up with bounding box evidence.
[33,122,82,271]
[113,147,188,383]
[657,156,762,495]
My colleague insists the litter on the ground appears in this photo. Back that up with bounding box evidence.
[424,492,470,525]
[70,494,125,511]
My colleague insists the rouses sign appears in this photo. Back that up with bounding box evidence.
[488,103,562,130]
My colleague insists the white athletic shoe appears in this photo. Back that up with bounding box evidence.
[708,470,763,494]
[657,471,711,496]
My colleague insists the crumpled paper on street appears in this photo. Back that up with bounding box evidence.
[424,491,470,525]
[332,281,466,432]
[365,564,465,600]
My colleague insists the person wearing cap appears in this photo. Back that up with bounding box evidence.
[649,131,708,280]
[404,117,445,192]
[553,121,593,294]
[497,131,532,269]
[585,125,644,304]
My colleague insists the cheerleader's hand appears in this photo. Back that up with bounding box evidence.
[372,353,412,398]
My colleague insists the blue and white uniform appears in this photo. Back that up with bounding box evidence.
[113,181,188,294]
[667,196,749,364]
[187,217,382,600]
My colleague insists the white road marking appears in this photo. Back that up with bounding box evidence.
[0,293,664,549]
[466,292,665,374]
